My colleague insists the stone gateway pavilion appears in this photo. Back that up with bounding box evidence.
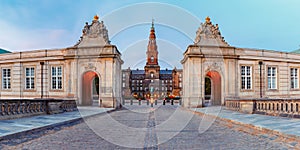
[0,15,300,116]
[0,15,123,108]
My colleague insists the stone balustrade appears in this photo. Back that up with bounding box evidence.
[0,99,77,120]
[226,99,300,118]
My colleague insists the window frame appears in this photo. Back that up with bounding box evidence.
[25,67,35,90]
[290,68,299,89]
[240,65,252,90]
[267,66,277,90]
[51,66,63,90]
[2,68,11,90]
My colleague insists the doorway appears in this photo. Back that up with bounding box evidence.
[205,71,221,106]
[82,71,100,106]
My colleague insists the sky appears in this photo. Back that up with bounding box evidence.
[0,0,299,69]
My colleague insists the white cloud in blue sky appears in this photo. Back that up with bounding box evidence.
[0,0,300,68]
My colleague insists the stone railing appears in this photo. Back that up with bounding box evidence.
[0,99,77,120]
[225,100,241,111]
[255,99,300,118]
[226,99,300,118]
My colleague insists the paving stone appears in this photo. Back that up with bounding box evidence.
[0,105,292,149]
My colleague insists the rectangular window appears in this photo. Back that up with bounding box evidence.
[2,68,11,89]
[241,66,252,89]
[122,82,125,88]
[268,67,277,89]
[291,68,298,89]
[51,66,62,90]
[25,67,35,89]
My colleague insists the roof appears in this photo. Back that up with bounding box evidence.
[159,70,172,74]
[291,48,300,54]
[131,70,145,75]
[0,48,11,54]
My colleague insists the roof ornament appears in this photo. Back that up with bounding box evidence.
[94,15,99,21]
[205,16,211,23]
[75,14,110,47]
[194,16,229,46]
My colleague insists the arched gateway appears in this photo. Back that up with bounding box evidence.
[205,71,222,106]
[71,15,123,108]
[82,71,100,106]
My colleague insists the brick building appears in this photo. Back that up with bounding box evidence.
[122,21,183,100]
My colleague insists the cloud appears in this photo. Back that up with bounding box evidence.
[0,20,76,51]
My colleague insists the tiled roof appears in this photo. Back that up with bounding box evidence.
[131,70,145,74]
[0,48,11,54]
[159,70,172,74]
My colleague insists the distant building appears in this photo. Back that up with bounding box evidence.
[122,21,183,100]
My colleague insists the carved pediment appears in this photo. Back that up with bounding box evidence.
[194,17,229,47]
[75,15,110,47]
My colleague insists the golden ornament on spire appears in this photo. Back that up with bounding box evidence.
[205,16,211,23]
[94,15,99,20]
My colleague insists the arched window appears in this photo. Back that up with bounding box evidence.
[150,72,154,78]
[150,56,154,62]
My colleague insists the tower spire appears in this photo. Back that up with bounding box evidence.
[152,18,154,28]
[149,19,156,39]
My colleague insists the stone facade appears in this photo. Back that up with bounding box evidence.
[0,16,123,108]
[182,17,300,108]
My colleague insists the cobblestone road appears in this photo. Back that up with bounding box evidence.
[1,105,289,150]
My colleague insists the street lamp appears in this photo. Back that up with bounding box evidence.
[259,61,263,98]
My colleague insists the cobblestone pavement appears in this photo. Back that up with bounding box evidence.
[1,105,289,150]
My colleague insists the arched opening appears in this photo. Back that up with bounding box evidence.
[204,77,212,106]
[82,71,100,106]
[205,71,221,106]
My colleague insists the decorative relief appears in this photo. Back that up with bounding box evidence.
[75,15,110,46]
[203,60,225,75]
[84,63,96,70]
[194,16,229,46]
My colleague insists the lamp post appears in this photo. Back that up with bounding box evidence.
[40,62,44,99]
[259,61,263,98]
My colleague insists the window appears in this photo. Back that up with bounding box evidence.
[241,66,252,89]
[132,87,135,91]
[122,82,125,88]
[51,66,62,90]
[150,72,154,78]
[140,80,143,83]
[162,87,164,91]
[268,67,277,89]
[2,68,11,89]
[151,80,153,83]
[179,82,182,88]
[150,56,154,62]
[291,68,298,89]
[140,87,143,90]
[25,67,35,89]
